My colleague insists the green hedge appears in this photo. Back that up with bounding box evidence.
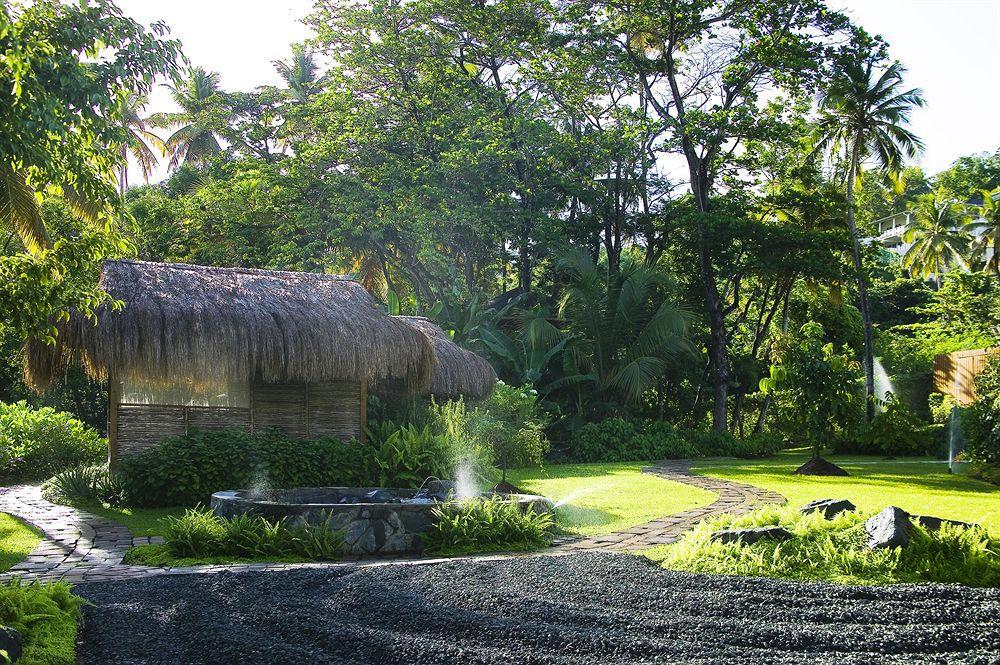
[119,429,375,508]
[0,401,106,482]
[571,418,783,463]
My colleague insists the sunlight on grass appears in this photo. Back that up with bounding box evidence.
[508,462,715,536]
[693,450,1000,532]
[82,505,185,537]
[0,512,42,572]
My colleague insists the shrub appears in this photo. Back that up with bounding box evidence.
[571,418,640,462]
[371,423,453,488]
[728,431,785,459]
[0,401,106,481]
[41,464,130,507]
[647,504,1000,586]
[678,428,741,457]
[163,507,343,560]
[119,429,376,508]
[423,497,554,555]
[834,396,936,456]
[0,579,83,665]
[964,355,1000,465]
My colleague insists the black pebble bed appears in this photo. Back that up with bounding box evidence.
[76,552,1000,665]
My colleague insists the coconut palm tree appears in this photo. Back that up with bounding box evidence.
[150,67,223,170]
[814,57,925,421]
[275,48,320,103]
[902,193,971,287]
[969,189,1000,278]
[118,93,166,194]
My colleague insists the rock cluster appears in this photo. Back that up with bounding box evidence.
[0,626,21,663]
[711,498,977,551]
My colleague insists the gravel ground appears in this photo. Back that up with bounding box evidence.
[76,552,1000,664]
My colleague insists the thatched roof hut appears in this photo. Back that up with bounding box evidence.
[26,260,441,460]
[389,317,497,400]
[27,260,434,391]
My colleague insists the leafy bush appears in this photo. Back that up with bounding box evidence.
[964,355,1000,465]
[646,504,1000,586]
[678,428,741,457]
[41,464,130,507]
[430,383,548,481]
[370,423,453,488]
[0,401,106,481]
[728,432,785,459]
[119,429,375,508]
[572,418,641,462]
[0,579,83,665]
[423,497,554,555]
[834,396,936,456]
[163,507,343,560]
[970,462,1000,486]
[571,419,780,462]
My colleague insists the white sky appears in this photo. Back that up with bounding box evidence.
[120,0,1000,185]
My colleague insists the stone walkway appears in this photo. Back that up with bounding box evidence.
[0,461,785,584]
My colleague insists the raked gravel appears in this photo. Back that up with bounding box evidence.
[75,552,1000,664]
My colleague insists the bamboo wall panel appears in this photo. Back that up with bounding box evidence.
[308,381,362,440]
[252,383,307,438]
[187,407,251,433]
[116,405,186,457]
[933,348,998,405]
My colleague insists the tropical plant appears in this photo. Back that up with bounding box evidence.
[150,67,224,170]
[422,496,554,555]
[759,322,863,458]
[0,0,180,253]
[902,193,971,286]
[117,93,166,193]
[556,249,692,413]
[0,401,107,482]
[275,47,320,103]
[815,55,925,420]
[371,424,453,488]
[969,189,1000,278]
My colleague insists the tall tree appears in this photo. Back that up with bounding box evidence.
[118,93,166,194]
[152,67,224,170]
[600,0,852,430]
[815,56,925,421]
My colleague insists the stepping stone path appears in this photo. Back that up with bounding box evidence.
[556,462,786,552]
[0,462,785,584]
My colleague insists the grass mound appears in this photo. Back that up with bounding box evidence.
[644,505,1000,586]
[0,513,42,573]
[0,580,83,665]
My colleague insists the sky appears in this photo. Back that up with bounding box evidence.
[119,0,1000,185]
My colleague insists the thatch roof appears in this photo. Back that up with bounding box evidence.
[26,260,434,391]
[388,317,497,400]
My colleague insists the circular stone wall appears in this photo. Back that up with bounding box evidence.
[210,487,553,557]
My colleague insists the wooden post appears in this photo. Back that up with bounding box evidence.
[107,373,120,469]
[359,379,367,443]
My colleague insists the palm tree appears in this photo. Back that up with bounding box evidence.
[556,248,692,413]
[150,67,223,170]
[902,193,971,287]
[118,93,166,194]
[969,189,1000,278]
[814,57,925,421]
[275,48,319,103]
[0,164,48,253]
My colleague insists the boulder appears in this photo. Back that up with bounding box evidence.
[800,498,857,519]
[710,526,793,546]
[865,506,911,549]
[911,515,975,532]
[0,626,21,663]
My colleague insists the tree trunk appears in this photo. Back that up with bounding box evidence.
[845,141,876,422]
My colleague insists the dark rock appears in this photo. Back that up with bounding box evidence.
[800,498,856,519]
[493,481,525,495]
[710,526,793,545]
[912,515,975,531]
[793,456,850,476]
[363,490,399,503]
[865,506,911,549]
[0,625,21,663]
[422,479,456,497]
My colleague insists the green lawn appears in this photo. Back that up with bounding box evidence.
[81,504,184,537]
[508,462,716,536]
[692,450,1000,532]
[0,512,42,572]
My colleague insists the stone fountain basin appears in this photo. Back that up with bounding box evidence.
[210,487,553,557]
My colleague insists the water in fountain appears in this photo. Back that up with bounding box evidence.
[553,485,603,508]
[246,468,271,500]
[873,357,895,411]
[453,458,479,500]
